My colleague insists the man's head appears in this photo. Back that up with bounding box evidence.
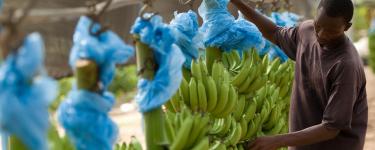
[315,0,354,45]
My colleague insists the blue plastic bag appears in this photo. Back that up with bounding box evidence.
[58,90,118,150]
[69,16,134,90]
[0,33,57,150]
[282,12,300,27]
[170,10,202,69]
[261,12,300,62]
[198,0,265,52]
[131,14,185,113]
[58,16,134,150]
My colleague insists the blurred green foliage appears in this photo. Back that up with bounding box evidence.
[50,77,73,112]
[369,30,375,72]
[48,121,75,150]
[353,6,370,41]
[109,65,138,102]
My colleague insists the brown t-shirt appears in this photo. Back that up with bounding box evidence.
[274,20,368,150]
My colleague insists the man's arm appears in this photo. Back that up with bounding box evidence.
[248,123,340,150]
[231,0,278,43]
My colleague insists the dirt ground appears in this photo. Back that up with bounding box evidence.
[111,67,375,149]
[364,67,375,150]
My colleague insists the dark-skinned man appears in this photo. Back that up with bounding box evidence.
[230,0,368,149]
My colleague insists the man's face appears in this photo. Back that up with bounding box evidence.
[314,7,351,45]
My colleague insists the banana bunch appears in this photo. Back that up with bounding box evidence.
[230,50,268,95]
[114,136,143,150]
[170,58,237,119]
[267,59,294,98]
[164,47,295,149]
[165,107,210,150]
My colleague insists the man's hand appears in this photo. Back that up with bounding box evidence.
[247,136,283,150]
[245,124,339,150]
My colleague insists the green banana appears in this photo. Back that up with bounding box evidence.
[199,58,210,85]
[180,77,190,106]
[238,76,253,93]
[191,60,203,81]
[170,116,194,150]
[277,62,289,73]
[231,58,252,87]
[212,82,230,117]
[246,76,267,93]
[245,114,262,139]
[187,114,210,146]
[212,62,221,82]
[197,80,208,112]
[228,121,242,146]
[255,86,268,101]
[279,86,289,99]
[222,52,230,69]
[217,85,238,118]
[232,51,241,66]
[243,100,257,122]
[244,120,257,140]
[191,137,209,150]
[194,115,210,144]
[209,118,224,134]
[207,76,218,112]
[189,78,199,112]
[185,115,201,146]
[260,100,272,123]
[265,118,285,135]
[267,58,281,74]
[165,111,176,143]
[233,95,246,121]
[281,123,289,134]
[210,141,226,150]
[263,105,280,130]
[130,136,143,150]
[218,115,233,136]
[261,54,270,74]
[240,117,248,139]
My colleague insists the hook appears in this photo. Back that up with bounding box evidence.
[179,0,195,10]
[0,0,38,59]
[139,0,158,20]
[87,0,113,37]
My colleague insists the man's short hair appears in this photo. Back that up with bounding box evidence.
[318,0,354,23]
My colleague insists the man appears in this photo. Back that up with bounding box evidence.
[230,0,368,149]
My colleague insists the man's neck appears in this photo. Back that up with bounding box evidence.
[321,35,346,50]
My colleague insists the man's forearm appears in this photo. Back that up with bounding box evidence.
[275,123,340,147]
[231,0,278,43]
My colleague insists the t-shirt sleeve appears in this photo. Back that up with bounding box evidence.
[273,26,300,60]
[322,61,358,130]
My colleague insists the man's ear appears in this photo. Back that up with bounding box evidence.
[344,22,352,31]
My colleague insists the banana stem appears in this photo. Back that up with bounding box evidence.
[75,59,99,91]
[134,35,157,80]
[206,47,222,74]
[9,136,28,150]
[134,35,167,150]
[144,108,168,150]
